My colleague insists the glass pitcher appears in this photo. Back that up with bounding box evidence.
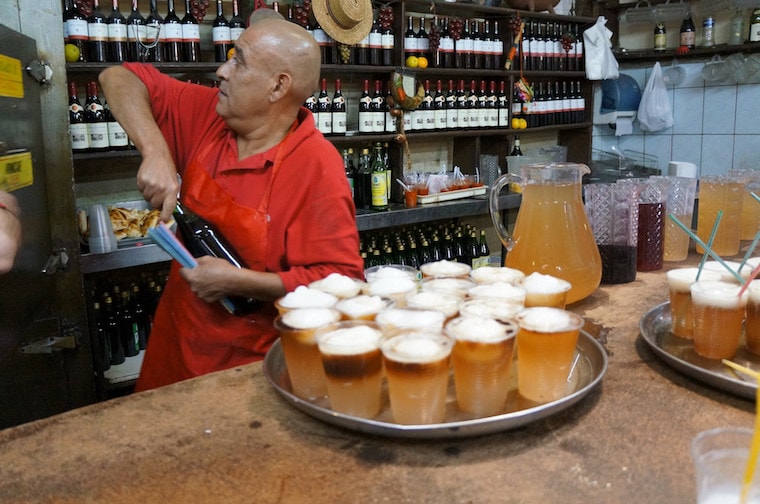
[489,163,602,304]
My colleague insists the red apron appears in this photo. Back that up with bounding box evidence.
[136,130,291,391]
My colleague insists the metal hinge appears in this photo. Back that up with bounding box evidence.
[25,60,53,85]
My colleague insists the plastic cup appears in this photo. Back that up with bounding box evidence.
[746,280,760,355]
[274,308,341,400]
[88,204,117,254]
[315,321,384,418]
[381,329,453,425]
[522,272,572,309]
[691,427,760,503]
[334,295,394,321]
[697,175,745,257]
[515,307,584,403]
[666,268,722,339]
[446,316,518,417]
[690,281,749,360]
[274,286,338,315]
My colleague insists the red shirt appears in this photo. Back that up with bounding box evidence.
[125,63,363,291]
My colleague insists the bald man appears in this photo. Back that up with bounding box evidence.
[99,19,363,390]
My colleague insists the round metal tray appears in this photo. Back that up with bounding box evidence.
[262,331,608,439]
[640,302,758,401]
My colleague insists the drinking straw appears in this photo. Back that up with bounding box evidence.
[739,229,760,272]
[695,210,722,282]
[396,179,411,192]
[668,214,746,283]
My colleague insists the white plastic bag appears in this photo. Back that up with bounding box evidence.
[584,16,619,80]
[637,62,673,132]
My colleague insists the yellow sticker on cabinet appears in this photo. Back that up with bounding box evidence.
[0,54,23,99]
[0,151,33,192]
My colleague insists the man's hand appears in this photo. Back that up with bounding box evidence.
[136,150,180,223]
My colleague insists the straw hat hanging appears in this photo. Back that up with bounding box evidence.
[311,0,374,45]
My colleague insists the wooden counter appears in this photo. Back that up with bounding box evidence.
[0,255,754,504]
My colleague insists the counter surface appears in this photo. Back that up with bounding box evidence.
[0,256,754,503]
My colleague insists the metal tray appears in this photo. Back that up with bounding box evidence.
[263,330,608,439]
[640,302,758,401]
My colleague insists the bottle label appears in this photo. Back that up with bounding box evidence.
[371,172,388,207]
[89,23,109,42]
[212,26,231,44]
[67,19,89,40]
[70,123,89,150]
[182,24,201,42]
[108,23,128,41]
[164,23,183,42]
[88,122,110,149]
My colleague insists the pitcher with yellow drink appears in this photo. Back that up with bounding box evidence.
[489,163,602,304]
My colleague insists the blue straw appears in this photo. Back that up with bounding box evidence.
[696,210,722,282]
[668,213,746,284]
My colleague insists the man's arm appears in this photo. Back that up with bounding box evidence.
[0,192,21,274]
[99,65,179,222]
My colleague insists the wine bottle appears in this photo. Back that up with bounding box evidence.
[181,0,201,63]
[104,296,125,365]
[369,16,382,66]
[510,135,523,156]
[85,81,110,152]
[173,201,259,316]
[331,79,346,135]
[680,15,696,49]
[107,0,128,63]
[315,78,332,135]
[163,0,183,62]
[370,142,388,211]
[371,80,385,133]
[68,81,89,153]
[104,100,129,150]
[230,0,245,43]
[445,79,457,130]
[88,0,109,63]
[212,0,232,62]
[433,79,446,131]
[750,8,760,42]
[416,17,429,62]
[64,0,89,62]
[145,0,164,62]
[404,16,418,61]
[342,148,355,203]
[126,0,147,62]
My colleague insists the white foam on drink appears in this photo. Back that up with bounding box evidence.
[666,268,722,291]
[523,272,571,294]
[278,285,338,309]
[335,295,389,318]
[364,265,419,282]
[309,273,363,298]
[470,266,526,285]
[420,277,475,295]
[282,308,340,329]
[468,282,527,303]
[365,277,418,296]
[376,308,445,330]
[446,316,517,342]
[406,291,461,317]
[702,260,749,283]
[382,332,453,363]
[458,298,523,320]
[690,281,748,308]
[420,260,472,278]
[516,307,581,333]
[317,325,383,355]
